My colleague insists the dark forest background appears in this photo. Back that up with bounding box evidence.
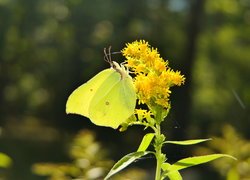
[0,0,249,179]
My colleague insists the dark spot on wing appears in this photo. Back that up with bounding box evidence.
[105,101,110,105]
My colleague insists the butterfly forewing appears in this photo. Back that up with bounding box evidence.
[66,69,117,117]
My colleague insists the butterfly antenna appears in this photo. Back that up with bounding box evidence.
[103,47,109,63]
[104,46,114,68]
[108,46,112,63]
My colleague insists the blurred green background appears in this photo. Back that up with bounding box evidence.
[0,0,249,179]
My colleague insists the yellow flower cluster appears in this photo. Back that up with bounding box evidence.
[135,109,153,122]
[122,40,185,108]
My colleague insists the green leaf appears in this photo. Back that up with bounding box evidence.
[161,163,182,180]
[137,133,155,152]
[164,138,211,145]
[104,151,152,180]
[167,170,182,180]
[163,154,236,174]
[0,152,12,168]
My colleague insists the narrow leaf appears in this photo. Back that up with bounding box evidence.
[164,139,211,145]
[0,153,12,168]
[167,170,182,180]
[161,163,182,180]
[164,154,236,174]
[104,151,151,180]
[137,133,155,152]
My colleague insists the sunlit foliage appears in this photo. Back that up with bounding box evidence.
[32,130,148,179]
[194,124,250,180]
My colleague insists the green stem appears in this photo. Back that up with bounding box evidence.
[155,124,163,180]
[155,149,162,180]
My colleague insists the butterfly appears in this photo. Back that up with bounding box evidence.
[66,47,136,129]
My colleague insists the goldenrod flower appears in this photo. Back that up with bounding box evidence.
[135,109,153,121]
[122,40,185,108]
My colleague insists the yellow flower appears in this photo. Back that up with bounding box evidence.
[135,109,154,125]
[122,40,185,108]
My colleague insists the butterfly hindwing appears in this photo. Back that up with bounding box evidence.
[89,76,136,128]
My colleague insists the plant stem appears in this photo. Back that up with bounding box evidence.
[155,124,163,180]
[155,149,162,180]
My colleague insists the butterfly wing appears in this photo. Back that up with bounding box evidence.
[66,69,119,117]
[89,76,136,129]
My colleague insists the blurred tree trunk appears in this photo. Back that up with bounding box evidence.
[174,0,206,140]
[0,18,7,126]
[0,62,4,126]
